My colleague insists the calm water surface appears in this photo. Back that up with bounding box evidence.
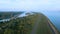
[41,11,60,31]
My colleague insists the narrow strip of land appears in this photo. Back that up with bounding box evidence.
[31,16,41,34]
[48,20,59,34]
[31,14,60,34]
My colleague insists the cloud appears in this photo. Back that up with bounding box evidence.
[0,0,60,11]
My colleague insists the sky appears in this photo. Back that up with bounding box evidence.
[0,0,60,11]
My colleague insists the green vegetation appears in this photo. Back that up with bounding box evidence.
[36,13,60,34]
[0,12,23,20]
[0,12,60,34]
[0,12,39,34]
[36,14,53,34]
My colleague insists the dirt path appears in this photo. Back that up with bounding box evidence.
[48,20,59,34]
[30,16,41,34]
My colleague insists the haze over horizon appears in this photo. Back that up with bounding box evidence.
[0,0,60,11]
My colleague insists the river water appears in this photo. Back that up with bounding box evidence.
[41,11,60,31]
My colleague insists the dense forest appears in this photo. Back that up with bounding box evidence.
[0,12,23,20]
[0,12,40,34]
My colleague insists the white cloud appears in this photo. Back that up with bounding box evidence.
[0,0,60,11]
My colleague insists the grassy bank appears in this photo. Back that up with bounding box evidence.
[36,13,60,34]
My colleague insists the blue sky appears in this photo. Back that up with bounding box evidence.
[0,0,60,11]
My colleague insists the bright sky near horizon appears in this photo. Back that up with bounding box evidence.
[0,0,60,11]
